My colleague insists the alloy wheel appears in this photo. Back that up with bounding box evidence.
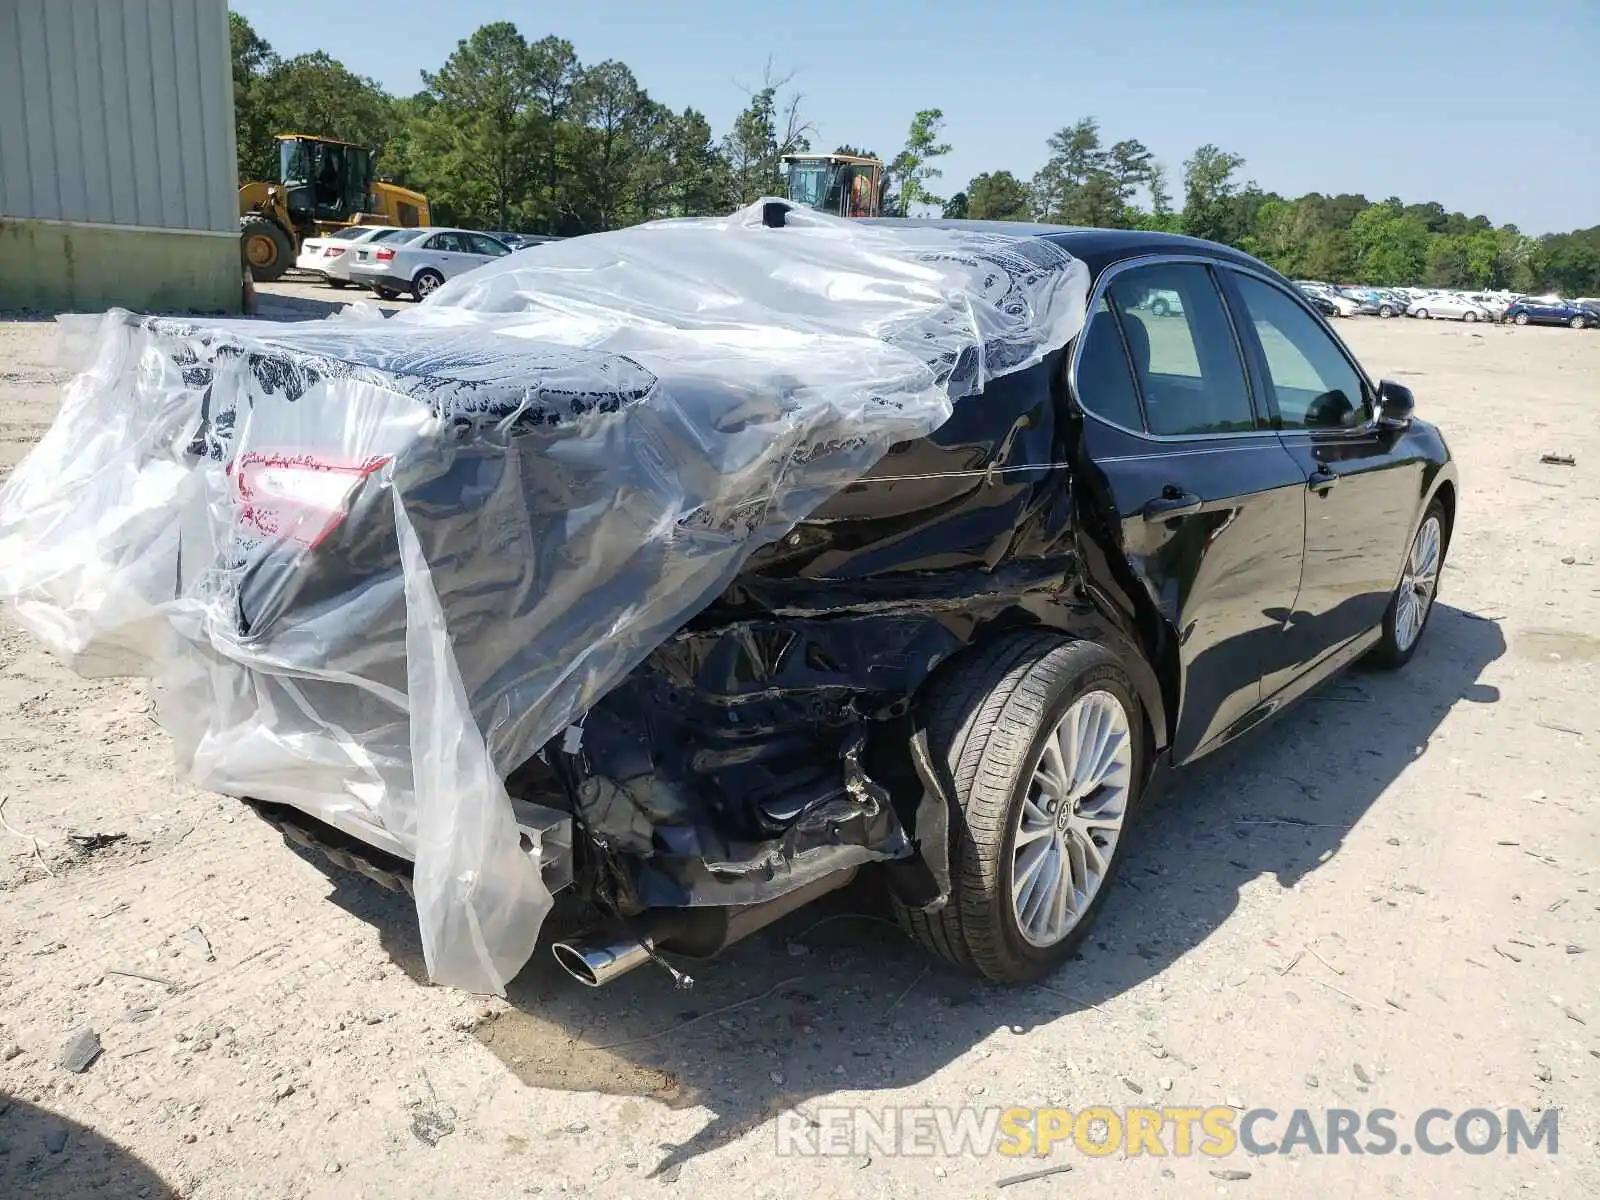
[1395,516,1442,652]
[1010,690,1133,948]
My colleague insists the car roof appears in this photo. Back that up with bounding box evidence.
[411,228,513,242]
[858,219,1282,283]
[306,225,396,239]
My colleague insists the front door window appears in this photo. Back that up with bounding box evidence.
[1230,275,1370,429]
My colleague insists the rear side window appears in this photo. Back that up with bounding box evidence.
[1106,263,1256,436]
[1231,274,1369,430]
[1073,297,1145,432]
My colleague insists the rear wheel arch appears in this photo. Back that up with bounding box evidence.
[922,615,1169,772]
[897,631,1149,980]
[1429,478,1457,554]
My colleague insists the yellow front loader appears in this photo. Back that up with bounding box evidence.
[240,134,430,282]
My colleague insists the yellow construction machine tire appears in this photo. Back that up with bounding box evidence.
[240,214,294,284]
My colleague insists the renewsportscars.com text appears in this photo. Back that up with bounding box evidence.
[775,1105,1559,1159]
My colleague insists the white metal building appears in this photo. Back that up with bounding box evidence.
[0,0,240,311]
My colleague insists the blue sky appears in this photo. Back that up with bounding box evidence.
[232,0,1597,234]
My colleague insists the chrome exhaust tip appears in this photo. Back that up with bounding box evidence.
[551,933,655,988]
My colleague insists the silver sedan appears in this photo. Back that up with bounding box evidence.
[346,228,514,301]
[1407,295,1492,322]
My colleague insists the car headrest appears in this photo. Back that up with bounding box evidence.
[1121,309,1152,382]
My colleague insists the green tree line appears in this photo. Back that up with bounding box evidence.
[231,14,1598,293]
[232,14,800,234]
[939,116,1598,295]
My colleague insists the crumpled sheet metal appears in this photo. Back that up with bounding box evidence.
[0,201,1089,994]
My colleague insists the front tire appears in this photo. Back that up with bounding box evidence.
[896,634,1145,983]
[240,214,293,284]
[1463,310,1477,323]
[1369,501,1446,670]
[1570,315,1586,330]
[1414,308,1429,320]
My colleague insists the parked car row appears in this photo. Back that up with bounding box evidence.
[1288,280,1597,330]
[293,226,563,300]
[1296,282,1412,319]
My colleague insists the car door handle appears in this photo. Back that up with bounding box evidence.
[1308,465,1340,494]
[1142,487,1203,522]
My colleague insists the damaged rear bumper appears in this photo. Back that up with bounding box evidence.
[248,794,575,899]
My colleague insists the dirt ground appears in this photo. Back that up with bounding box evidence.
[1,284,1596,1199]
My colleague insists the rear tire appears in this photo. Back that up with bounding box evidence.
[327,279,350,290]
[895,634,1146,984]
[240,214,293,284]
[413,269,444,300]
[1369,500,1446,670]
[373,286,401,301]
[1515,312,1530,326]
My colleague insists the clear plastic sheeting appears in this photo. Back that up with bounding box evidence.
[0,201,1089,994]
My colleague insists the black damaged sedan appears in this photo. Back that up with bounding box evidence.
[243,222,1458,988]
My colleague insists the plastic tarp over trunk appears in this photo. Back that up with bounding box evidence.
[0,202,1089,994]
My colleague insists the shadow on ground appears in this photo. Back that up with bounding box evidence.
[304,603,1504,1178]
[0,1095,174,1198]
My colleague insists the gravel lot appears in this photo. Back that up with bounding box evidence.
[1,286,1597,1198]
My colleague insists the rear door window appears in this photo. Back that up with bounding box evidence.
[1106,263,1258,436]
[1230,274,1370,430]
[1072,297,1145,432]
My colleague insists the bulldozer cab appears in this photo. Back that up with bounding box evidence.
[782,154,883,219]
[278,136,374,224]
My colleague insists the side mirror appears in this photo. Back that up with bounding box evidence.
[1376,379,1414,430]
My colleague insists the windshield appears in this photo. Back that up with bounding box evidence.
[279,139,373,220]
[280,139,315,186]
[786,162,840,210]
